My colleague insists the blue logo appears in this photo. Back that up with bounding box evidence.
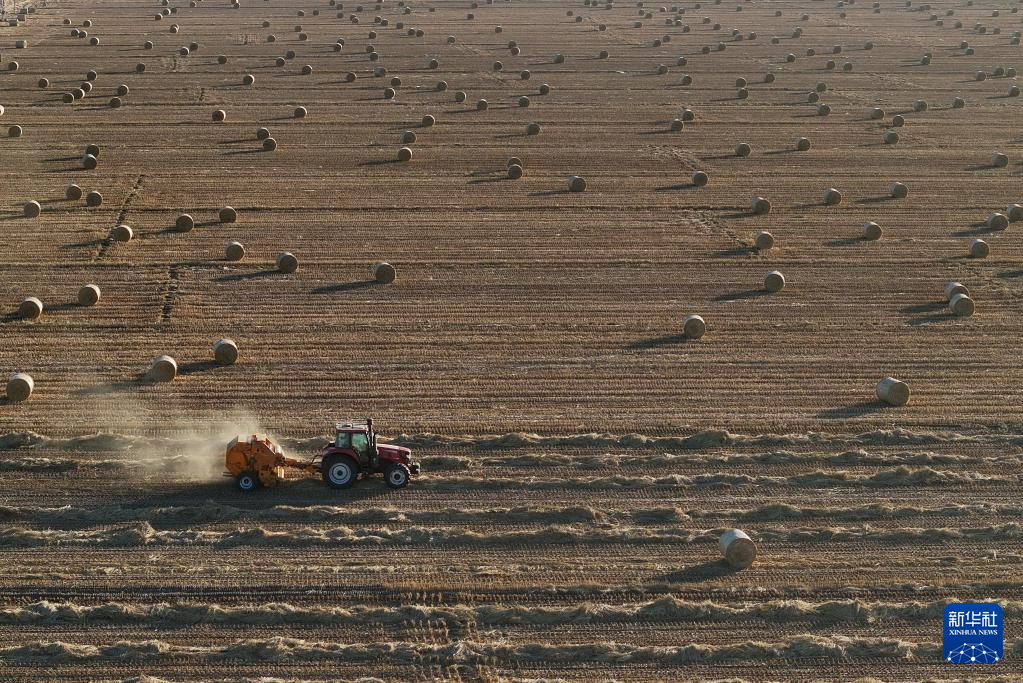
[944,603,1003,663]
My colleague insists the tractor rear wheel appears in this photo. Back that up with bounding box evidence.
[323,455,358,489]
[235,470,260,492]
[384,463,411,489]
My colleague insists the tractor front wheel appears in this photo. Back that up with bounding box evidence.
[384,463,411,489]
[235,470,260,492]
[323,456,358,489]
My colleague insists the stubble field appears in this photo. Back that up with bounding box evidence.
[1,0,1022,680]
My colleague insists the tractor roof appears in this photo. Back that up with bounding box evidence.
[335,421,370,433]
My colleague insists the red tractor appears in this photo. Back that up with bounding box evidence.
[319,418,419,489]
[224,418,419,491]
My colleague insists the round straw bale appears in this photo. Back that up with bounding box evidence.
[1005,203,1023,222]
[670,119,684,131]
[78,284,101,306]
[863,221,883,240]
[224,240,245,261]
[86,191,103,206]
[275,57,286,67]
[876,376,910,406]
[373,262,396,283]
[526,122,541,135]
[751,196,771,215]
[345,72,356,82]
[825,60,835,70]
[796,137,812,151]
[720,529,757,568]
[518,96,530,107]
[737,87,749,99]
[735,142,751,157]
[18,297,43,319]
[109,97,123,108]
[889,182,908,198]
[567,175,587,193]
[754,231,774,250]
[436,81,448,92]
[136,63,146,73]
[212,109,226,122]
[785,53,796,63]
[23,200,41,218]
[149,355,178,382]
[883,131,900,145]
[992,153,1009,168]
[8,61,18,72]
[219,207,238,224]
[891,115,905,127]
[6,373,34,402]
[111,224,133,241]
[9,125,23,138]
[175,214,194,232]
[680,74,693,85]
[681,109,695,122]
[144,40,154,49]
[975,70,987,81]
[987,212,1009,230]
[682,314,706,339]
[870,107,885,120]
[72,88,86,100]
[218,55,228,64]
[948,293,975,316]
[657,64,669,75]
[62,93,75,104]
[276,251,298,273]
[256,127,270,141]
[507,157,522,169]
[823,187,843,205]
[969,238,989,258]
[243,74,255,85]
[402,131,417,144]
[262,137,277,151]
[82,154,98,170]
[599,50,609,59]
[38,78,49,89]
[384,87,396,99]
[816,103,832,116]
[493,61,503,71]
[1010,86,1021,98]
[507,164,523,179]
[395,146,413,162]
[944,281,970,300]
[913,100,927,112]
[520,70,530,81]
[66,184,83,200]
[476,99,488,111]
[764,270,786,292]
[213,339,238,366]
[301,65,313,75]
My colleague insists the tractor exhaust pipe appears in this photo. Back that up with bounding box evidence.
[367,417,375,449]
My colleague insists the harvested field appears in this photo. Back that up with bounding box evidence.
[1,0,1022,681]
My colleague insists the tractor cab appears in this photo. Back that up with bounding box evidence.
[319,417,420,489]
